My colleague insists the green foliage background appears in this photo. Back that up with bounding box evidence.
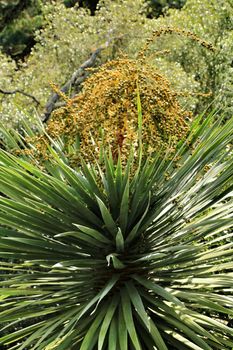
[0,0,232,127]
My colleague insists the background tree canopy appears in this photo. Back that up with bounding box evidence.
[0,0,232,127]
[0,0,186,59]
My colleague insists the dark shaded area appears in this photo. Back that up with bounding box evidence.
[64,0,100,14]
[0,0,43,59]
[0,0,30,30]
[147,0,186,18]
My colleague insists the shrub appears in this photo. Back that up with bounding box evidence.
[0,112,233,349]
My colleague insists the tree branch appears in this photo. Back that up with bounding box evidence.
[0,88,41,106]
[42,35,124,122]
[41,47,103,122]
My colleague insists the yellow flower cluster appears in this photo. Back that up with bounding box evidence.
[27,57,191,166]
[21,26,216,167]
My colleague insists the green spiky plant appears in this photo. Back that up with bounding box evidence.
[0,109,233,350]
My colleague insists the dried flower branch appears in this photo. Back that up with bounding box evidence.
[138,26,215,60]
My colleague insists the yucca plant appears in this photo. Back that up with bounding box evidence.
[0,111,233,350]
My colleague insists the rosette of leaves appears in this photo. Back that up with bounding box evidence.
[0,112,233,349]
